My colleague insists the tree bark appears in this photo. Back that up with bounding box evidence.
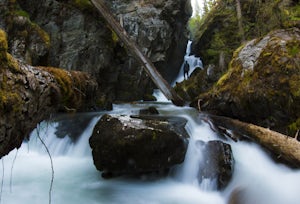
[90,0,185,106]
[235,0,245,42]
[0,51,98,157]
[209,115,300,167]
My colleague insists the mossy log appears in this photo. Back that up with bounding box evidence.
[0,30,98,157]
[209,115,300,167]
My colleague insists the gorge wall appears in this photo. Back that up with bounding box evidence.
[1,0,191,108]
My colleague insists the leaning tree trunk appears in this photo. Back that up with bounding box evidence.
[90,0,185,106]
[209,115,300,167]
[235,0,245,42]
[0,30,98,157]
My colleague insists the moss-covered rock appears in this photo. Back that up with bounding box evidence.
[190,0,300,85]
[0,0,51,65]
[89,114,188,177]
[191,28,300,136]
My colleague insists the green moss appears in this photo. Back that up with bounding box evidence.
[288,118,300,135]
[41,67,74,105]
[111,31,119,45]
[0,90,22,113]
[73,0,93,11]
[0,30,8,52]
[287,43,299,57]
[14,9,30,18]
[152,131,157,140]
[290,75,300,97]
[31,23,51,47]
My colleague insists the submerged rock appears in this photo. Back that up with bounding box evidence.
[196,140,234,190]
[89,114,188,177]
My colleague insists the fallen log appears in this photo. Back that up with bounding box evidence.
[0,29,98,157]
[209,114,300,167]
[90,0,185,106]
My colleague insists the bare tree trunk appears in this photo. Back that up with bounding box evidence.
[90,0,185,106]
[209,115,300,167]
[235,0,245,42]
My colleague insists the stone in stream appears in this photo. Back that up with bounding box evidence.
[89,114,189,178]
[196,140,234,189]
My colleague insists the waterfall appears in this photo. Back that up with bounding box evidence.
[172,40,203,85]
[1,103,300,203]
[153,40,203,101]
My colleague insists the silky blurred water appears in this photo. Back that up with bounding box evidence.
[1,102,300,204]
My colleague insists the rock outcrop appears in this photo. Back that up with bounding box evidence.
[1,0,190,106]
[89,114,188,177]
[192,28,300,136]
[191,0,299,74]
[0,29,98,157]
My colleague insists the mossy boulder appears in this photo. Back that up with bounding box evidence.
[192,28,300,135]
[190,0,300,85]
[89,114,188,177]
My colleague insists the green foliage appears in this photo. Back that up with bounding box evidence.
[287,43,299,57]
[288,118,300,135]
[188,15,202,40]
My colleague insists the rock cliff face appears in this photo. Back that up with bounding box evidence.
[0,0,190,106]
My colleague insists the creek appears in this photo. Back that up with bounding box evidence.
[1,2,300,203]
[1,101,300,204]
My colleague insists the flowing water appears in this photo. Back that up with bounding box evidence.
[1,102,300,204]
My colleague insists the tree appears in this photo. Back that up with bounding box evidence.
[235,0,245,42]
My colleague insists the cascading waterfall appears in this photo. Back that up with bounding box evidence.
[172,40,203,85]
[1,102,300,204]
[152,40,203,101]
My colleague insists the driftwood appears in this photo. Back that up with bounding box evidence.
[90,0,185,106]
[209,115,300,167]
[0,34,98,157]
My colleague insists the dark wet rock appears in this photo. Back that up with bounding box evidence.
[89,114,188,177]
[196,140,234,190]
[106,0,190,82]
[4,0,190,105]
[139,106,159,115]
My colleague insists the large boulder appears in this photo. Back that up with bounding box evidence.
[197,140,234,190]
[181,28,300,136]
[89,114,188,177]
